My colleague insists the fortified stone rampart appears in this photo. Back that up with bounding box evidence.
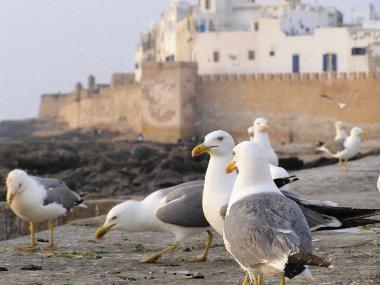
[39,63,380,143]
[196,72,380,142]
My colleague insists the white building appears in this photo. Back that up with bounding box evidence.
[134,0,380,80]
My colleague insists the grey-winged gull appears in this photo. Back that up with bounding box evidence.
[224,141,331,285]
[249,117,279,166]
[192,130,380,236]
[95,177,295,263]
[95,181,212,263]
[318,127,366,171]
[6,169,85,250]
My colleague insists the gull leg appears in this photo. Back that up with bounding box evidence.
[48,220,56,250]
[16,222,36,252]
[187,230,213,262]
[339,158,344,172]
[30,222,36,248]
[242,272,251,285]
[344,159,350,172]
[258,273,263,285]
[279,275,286,285]
[140,243,178,263]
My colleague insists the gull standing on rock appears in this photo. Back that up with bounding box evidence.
[250,118,279,166]
[193,130,380,235]
[6,169,85,250]
[318,127,366,171]
[95,181,212,263]
[224,141,331,285]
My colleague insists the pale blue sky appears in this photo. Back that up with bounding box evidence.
[0,0,378,120]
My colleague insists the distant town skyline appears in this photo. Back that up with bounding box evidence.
[0,0,379,121]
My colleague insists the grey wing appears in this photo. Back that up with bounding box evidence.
[155,183,209,228]
[320,94,337,102]
[32,176,83,212]
[323,139,345,154]
[225,195,312,265]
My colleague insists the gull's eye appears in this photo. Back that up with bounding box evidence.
[111,216,117,220]
[232,151,236,156]
[18,183,22,188]
[217,136,224,142]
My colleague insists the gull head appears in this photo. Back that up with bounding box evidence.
[192,130,235,158]
[350,127,367,138]
[254,117,270,133]
[6,169,29,206]
[95,201,133,240]
[335,121,344,130]
[226,141,272,183]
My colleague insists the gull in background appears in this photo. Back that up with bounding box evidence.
[318,127,367,171]
[248,117,279,166]
[320,89,358,109]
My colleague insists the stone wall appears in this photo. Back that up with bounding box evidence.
[196,72,380,142]
[39,94,67,119]
[39,63,380,143]
[140,62,197,142]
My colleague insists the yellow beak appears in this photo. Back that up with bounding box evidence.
[192,143,212,157]
[360,130,368,138]
[259,124,270,132]
[225,161,237,174]
[7,193,16,206]
[95,224,116,240]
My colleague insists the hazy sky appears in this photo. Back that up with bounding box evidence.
[0,0,379,121]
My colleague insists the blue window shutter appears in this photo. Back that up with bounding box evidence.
[323,54,328,72]
[332,54,337,72]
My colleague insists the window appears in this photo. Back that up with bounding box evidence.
[269,50,275,57]
[352,47,367,56]
[292,55,300,73]
[205,0,211,10]
[213,51,220,62]
[248,50,255,60]
[323,54,338,72]
[165,55,175,62]
[254,22,259,31]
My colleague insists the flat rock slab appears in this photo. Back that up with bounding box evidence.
[1,156,380,284]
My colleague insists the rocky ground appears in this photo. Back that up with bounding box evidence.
[0,155,380,284]
[0,130,379,203]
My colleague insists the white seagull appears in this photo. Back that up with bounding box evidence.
[320,89,358,109]
[95,181,212,263]
[249,118,279,166]
[318,127,367,171]
[6,169,85,250]
[223,141,331,285]
[193,130,380,236]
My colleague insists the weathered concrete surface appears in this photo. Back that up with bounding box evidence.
[0,156,380,284]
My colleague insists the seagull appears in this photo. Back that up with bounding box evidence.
[334,121,348,141]
[95,181,212,263]
[377,175,380,194]
[320,89,358,109]
[95,178,296,263]
[249,118,279,166]
[317,127,367,171]
[224,141,331,285]
[6,169,85,250]
[193,130,380,236]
